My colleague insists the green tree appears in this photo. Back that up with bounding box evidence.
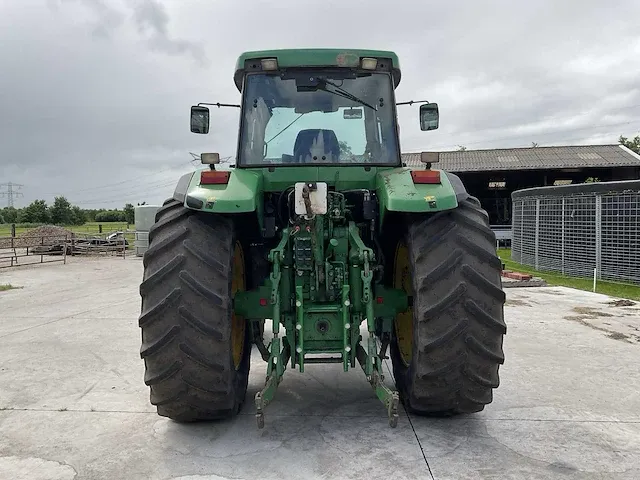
[49,196,73,225]
[18,200,50,224]
[2,207,18,224]
[619,134,640,154]
[84,209,98,222]
[123,203,135,225]
[71,206,86,225]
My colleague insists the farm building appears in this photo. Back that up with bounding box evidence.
[402,144,640,241]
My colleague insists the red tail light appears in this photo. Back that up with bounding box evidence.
[411,170,441,184]
[200,170,230,185]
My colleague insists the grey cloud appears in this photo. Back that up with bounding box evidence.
[51,0,206,63]
[54,0,125,39]
[2,0,640,208]
[132,0,207,64]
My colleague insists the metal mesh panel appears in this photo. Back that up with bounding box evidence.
[537,198,563,272]
[600,193,640,283]
[511,183,640,285]
[511,200,523,263]
[518,199,537,267]
[563,196,596,276]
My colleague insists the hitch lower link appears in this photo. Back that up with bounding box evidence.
[254,230,400,429]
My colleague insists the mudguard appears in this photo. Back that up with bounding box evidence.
[172,172,194,204]
[375,168,468,223]
[172,168,264,228]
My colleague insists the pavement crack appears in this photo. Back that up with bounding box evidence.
[0,298,132,339]
[380,349,436,479]
[0,407,154,414]
[481,417,640,424]
[76,381,98,401]
[406,411,436,480]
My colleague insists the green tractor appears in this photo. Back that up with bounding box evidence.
[138,49,506,429]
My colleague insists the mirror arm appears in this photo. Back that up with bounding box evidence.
[198,102,241,108]
[396,100,430,106]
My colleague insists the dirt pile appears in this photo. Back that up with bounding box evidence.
[0,225,75,249]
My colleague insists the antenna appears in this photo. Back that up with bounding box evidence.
[0,182,24,208]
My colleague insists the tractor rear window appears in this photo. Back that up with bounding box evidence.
[238,72,400,166]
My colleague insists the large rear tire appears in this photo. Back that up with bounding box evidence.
[138,199,251,421]
[389,196,507,415]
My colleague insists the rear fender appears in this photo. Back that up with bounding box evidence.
[173,169,264,230]
[375,167,469,226]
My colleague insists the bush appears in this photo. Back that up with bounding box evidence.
[95,211,126,222]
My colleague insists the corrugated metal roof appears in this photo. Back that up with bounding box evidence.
[401,144,640,172]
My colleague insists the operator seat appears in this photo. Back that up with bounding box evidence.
[293,129,341,163]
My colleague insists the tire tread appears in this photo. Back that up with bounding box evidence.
[391,196,506,415]
[138,198,250,421]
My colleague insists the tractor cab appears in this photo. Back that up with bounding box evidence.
[190,49,439,168]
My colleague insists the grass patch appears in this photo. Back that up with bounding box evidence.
[498,249,640,301]
[0,284,22,292]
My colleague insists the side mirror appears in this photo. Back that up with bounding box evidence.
[201,153,220,165]
[191,105,210,134]
[419,103,439,131]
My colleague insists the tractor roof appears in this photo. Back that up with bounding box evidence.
[234,48,401,91]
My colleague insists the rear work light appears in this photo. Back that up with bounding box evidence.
[410,170,441,184]
[200,170,230,185]
[361,57,378,70]
[260,58,278,70]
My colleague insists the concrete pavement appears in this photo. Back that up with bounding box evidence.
[1,256,639,479]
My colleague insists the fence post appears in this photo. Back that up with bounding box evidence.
[519,200,524,264]
[561,197,565,275]
[535,198,540,270]
[595,194,602,280]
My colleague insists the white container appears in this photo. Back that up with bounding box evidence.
[135,206,159,257]
[134,205,161,232]
[134,231,150,257]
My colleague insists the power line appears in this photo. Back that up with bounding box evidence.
[0,182,24,208]
[426,118,640,151]
[70,180,177,206]
[39,157,199,197]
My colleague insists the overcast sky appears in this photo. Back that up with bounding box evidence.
[1,0,640,208]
